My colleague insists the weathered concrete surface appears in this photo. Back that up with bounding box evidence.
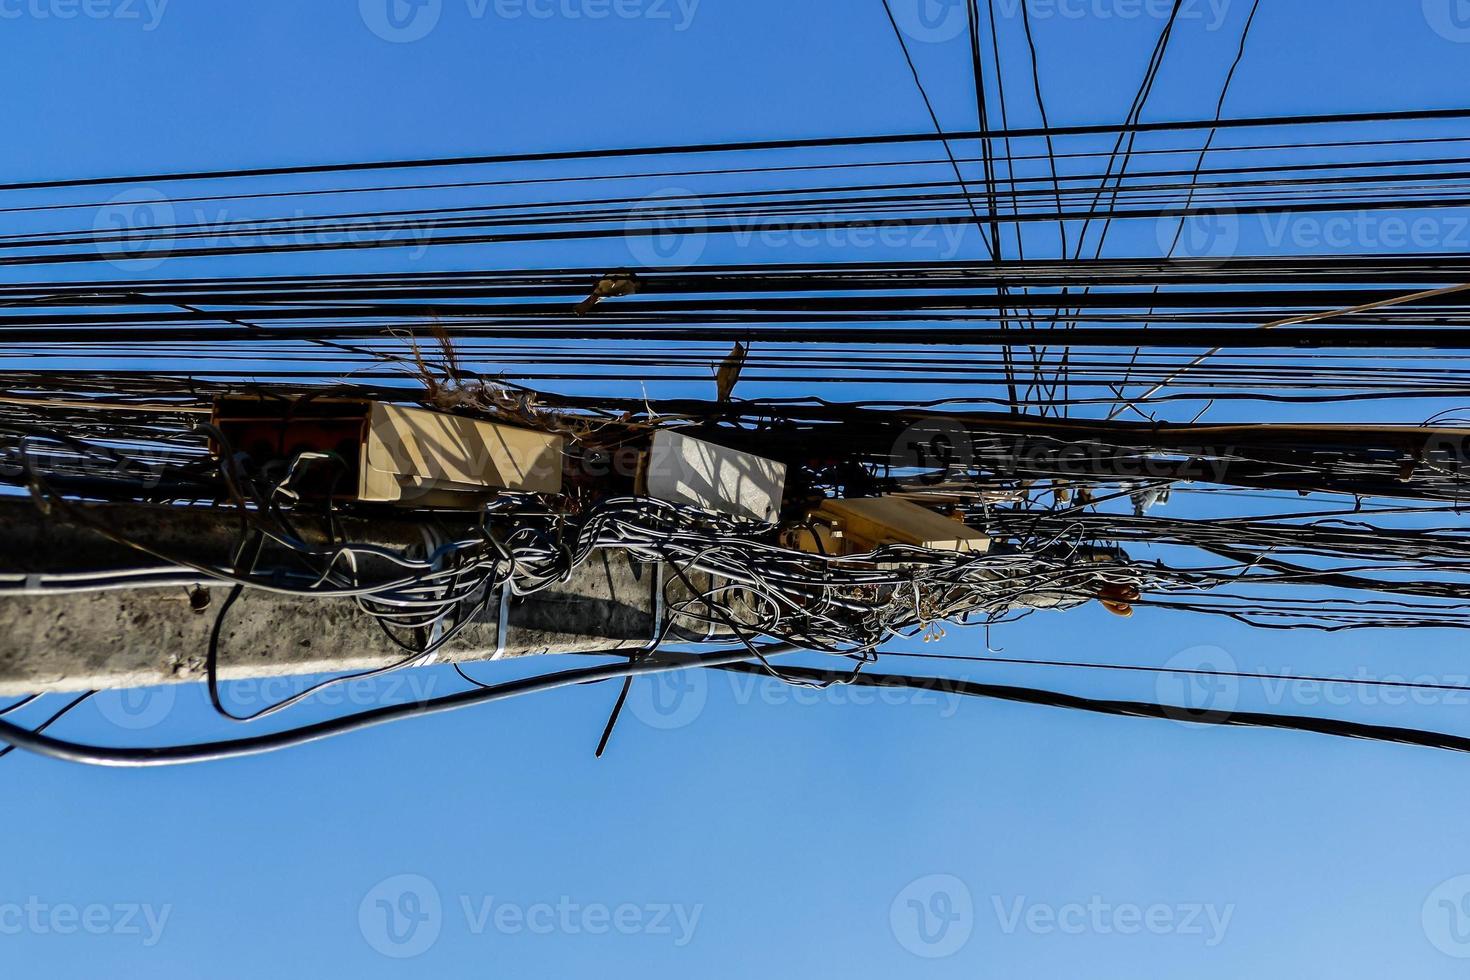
[0,500,714,695]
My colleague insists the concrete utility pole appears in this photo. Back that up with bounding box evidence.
[0,500,709,696]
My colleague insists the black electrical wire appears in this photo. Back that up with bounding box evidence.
[6,106,1470,194]
[884,649,1470,696]
[1116,0,1264,416]
[711,662,1470,755]
[0,694,40,716]
[0,691,96,761]
[0,646,788,768]
[14,637,1470,767]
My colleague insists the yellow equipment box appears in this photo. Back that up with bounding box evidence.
[813,496,989,554]
[213,396,564,508]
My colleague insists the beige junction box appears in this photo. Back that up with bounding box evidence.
[813,496,990,554]
[213,397,564,508]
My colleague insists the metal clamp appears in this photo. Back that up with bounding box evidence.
[492,578,514,661]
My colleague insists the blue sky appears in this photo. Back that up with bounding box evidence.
[6,1,1470,976]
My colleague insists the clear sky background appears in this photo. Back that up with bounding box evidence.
[5,1,1470,976]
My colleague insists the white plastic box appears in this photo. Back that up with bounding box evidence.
[641,430,786,523]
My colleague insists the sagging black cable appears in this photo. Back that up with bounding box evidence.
[0,694,40,716]
[1049,0,1184,412]
[878,0,997,264]
[0,691,96,761]
[1116,0,1264,415]
[20,186,1468,268]
[0,646,790,768]
[9,648,1470,768]
[6,105,1469,194]
[711,662,1470,756]
[885,649,1470,697]
[11,132,1468,223]
[963,0,1022,413]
